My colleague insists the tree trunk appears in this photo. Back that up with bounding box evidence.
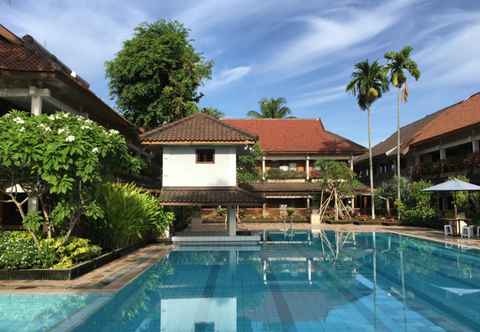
[367,107,376,219]
[396,88,402,221]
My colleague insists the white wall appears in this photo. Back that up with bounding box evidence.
[163,145,237,187]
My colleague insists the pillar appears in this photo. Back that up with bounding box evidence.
[349,156,354,171]
[306,156,310,181]
[262,202,267,218]
[440,148,446,160]
[227,206,237,236]
[473,140,479,153]
[306,197,311,209]
[262,156,266,181]
[30,87,43,116]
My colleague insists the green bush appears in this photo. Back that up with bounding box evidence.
[92,183,174,249]
[0,232,101,270]
[398,180,437,226]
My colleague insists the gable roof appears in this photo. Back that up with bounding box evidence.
[141,112,257,144]
[223,118,365,155]
[357,92,480,161]
[411,92,480,145]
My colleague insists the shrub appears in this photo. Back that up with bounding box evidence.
[92,183,174,249]
[398,180,437,226]
[0,231,101,270]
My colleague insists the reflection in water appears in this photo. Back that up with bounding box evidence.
[73,231,480,332]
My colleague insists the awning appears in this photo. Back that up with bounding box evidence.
[423,179,480,192]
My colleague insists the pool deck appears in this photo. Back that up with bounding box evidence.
[1,224,479,293]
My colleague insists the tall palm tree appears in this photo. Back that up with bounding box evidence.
[384,46,420,217]
[346,60,389,219]
[247,97,295,118]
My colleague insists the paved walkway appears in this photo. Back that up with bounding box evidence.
[0,244,171,293]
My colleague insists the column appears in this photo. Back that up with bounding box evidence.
[306,197,311,209]
[440,148,446,160]
[30,87,43,116]
[262,156,266,181]
[473,139,479,153]
[349,155,354,171]
[262,202,267,218]
[227,206,237,236]
[306,156,310,181]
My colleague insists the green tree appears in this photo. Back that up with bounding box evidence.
[237,144,263,184]
[106,20,213,130]
[0,111,141,246]
[346,60,389,219]
[384,46,420,213]
[247,97,295,119]
[397,180,436,225]
[201,107,224,119]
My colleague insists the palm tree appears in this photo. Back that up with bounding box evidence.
[384,46,420,217]
[346,60,389,219]
[247,97,295,119]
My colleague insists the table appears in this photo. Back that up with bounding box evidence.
[441,218,471,236]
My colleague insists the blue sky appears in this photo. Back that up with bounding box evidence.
[1,0,480,146]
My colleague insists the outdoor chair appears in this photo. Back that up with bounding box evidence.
[461,225,475,239]
[443,224,453,237]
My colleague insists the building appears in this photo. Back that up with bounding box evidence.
[355,92,480,186]
[0,24,140,229]
[223,119,366,213]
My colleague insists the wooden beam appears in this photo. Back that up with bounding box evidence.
[0,87,50,98]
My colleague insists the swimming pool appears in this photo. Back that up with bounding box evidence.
[3,231,480,331]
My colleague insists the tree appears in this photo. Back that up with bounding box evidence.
[315,160,360,222]
[346,60,389,219]
[201,107,224,119]
[384,46,420,216]
[237,144,263,184]
[106,20,213,130]
[0,111,141,247]
[247,97,295,119]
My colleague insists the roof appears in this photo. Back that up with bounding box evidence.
[357,92,480,161]
[0,25,137,140]
[423,178,480,192]
[223,119,365,155]
[141,112,257,144]
[411,92,480,145]
[150,186,264,206]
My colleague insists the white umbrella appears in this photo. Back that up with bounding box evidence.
[423,178,480,192]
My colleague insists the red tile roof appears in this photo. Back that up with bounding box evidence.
[411,92,480,145]
[223,119,365,155]
[141,113,257,144]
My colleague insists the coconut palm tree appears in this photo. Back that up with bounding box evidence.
[346,60,389,219]
[247,97,295,119]
[384,46,420,216]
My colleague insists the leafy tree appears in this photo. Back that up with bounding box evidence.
[247,97,295,119]
[0,111,141,246]
[200,106,224,119]
[106,20,213,130]
[237,143,263,184]
[315,160,360,221]
[397,180,436,225]
[376,176,409,215]
[346,60,389,219]
[384,46,420,212]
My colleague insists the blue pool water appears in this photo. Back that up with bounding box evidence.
[3,231,480,331]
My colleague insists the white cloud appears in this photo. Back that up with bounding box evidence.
[291,85,346,108]
[267,0,416,74]
[204,66,251,91]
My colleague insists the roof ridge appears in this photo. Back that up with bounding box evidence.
[324,130,366,151]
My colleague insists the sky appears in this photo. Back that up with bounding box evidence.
[1,0,480,146]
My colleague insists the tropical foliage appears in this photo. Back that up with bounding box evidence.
[200,107,224,119]
[384,46,420,211]
[0,111,141,246]
[346,60,389,219]
[237,144,263,184]
[397,180,436,225]
[247,97,294,119]
[106,20,213,129]
[91,183,175,249]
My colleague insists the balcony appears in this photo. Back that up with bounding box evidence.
[265,168,306,182]
[412,152,480,179]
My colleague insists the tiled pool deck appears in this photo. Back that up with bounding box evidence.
[1,224,479,293]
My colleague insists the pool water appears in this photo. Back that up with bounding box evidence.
[3,231,480,332]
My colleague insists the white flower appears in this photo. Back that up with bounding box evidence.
[19,127,25,132]
[81,125,90,130]
[85,119,93,125]
[65,135,75,142]
[13,117,25,124]
[92,147,99,153]
[44,127,51,132]
[58,128,66,134]
[108,129,119,135]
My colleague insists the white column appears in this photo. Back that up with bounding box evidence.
[262,156,266,181]
[473,140,479,153]
[306,156,310,180]
[227,206,237,236]
[30,87,43,116]
[440,148,446,160]
[306,197,310,209]
[350,155,354,171]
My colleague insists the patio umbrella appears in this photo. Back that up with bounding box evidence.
[423,178,480,219]
[422,178,480,192]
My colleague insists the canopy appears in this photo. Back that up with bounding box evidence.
[423,178,480,192]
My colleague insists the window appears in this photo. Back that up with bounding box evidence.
[196,149,215,163]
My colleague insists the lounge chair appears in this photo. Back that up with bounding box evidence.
[444,224,453,236]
